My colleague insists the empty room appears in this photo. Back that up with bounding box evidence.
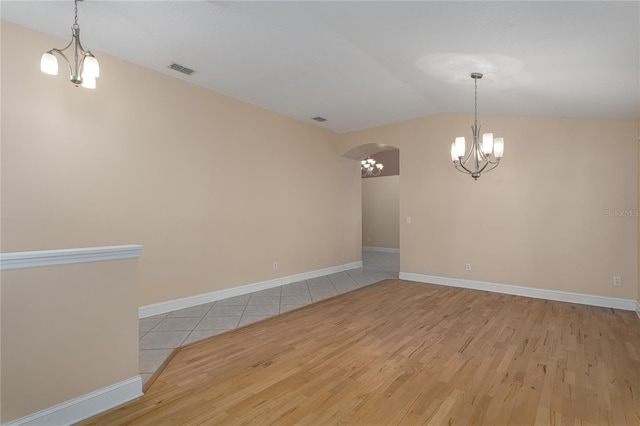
[1,1,639,425]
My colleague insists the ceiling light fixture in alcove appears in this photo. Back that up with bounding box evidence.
[450,73,504,180]
[361,157,383,177]
[40,0,100,89]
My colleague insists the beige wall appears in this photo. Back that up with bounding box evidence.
[1,259,139,423]
[342,113,638,300]
[362,176,400,249]
[1,22,362,306]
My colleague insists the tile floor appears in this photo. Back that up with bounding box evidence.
[139,250,399,384]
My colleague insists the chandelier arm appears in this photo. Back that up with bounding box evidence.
[459,144,475,164]
[53,36,75,54]
[482,162,501,174]
[460,150,473,164]
[454,163,471,175]
[74,30,88,57]
[472,122,490,163]
[476,146,489,162]
[51,48,74,77]
[456,160,475,175]
[476,160,490,175]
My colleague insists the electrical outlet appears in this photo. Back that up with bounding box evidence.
[465,263,472,271]
[613,276,622,286]
[340,251,345,258]
[273,262,278,271]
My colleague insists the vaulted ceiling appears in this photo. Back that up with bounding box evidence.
[2,1,638,133]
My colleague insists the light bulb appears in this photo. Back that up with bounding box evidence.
[82,55,100,78]
[482,133,494,155]
[454,137,465,158]
[81,75,96,89]
[493,137,504,159]
[40,52,58,75]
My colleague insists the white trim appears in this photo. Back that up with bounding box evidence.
[3,376,142,426]
[140,261,363,318]
[399,272,637,311]
[0,245,143,271]
[636,301,640,319]
[362,246,400,254]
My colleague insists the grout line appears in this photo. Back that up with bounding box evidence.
[183,304,216,346]
[237,296,252,328]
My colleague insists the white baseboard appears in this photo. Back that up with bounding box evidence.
[399,272,637,311]
[3,376,142,426]
[636,301,640,319]
[140,261,363,318]
[363,246,400,253]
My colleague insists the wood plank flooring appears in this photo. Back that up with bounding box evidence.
[78,279,640,425]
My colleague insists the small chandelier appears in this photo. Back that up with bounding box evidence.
[450,73,504,180]
[361,157,384,177]
[40,0,100,89]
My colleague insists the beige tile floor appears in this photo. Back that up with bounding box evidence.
[139,250,399,384]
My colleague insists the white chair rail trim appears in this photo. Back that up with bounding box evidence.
[0,245,143,270]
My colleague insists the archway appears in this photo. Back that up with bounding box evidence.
[343,143,401,278]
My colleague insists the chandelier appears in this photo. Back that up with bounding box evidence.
[450,73,504,180]
[361,157,384,177]
[40,0,100,89]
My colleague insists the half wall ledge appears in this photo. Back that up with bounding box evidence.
[1,244,143,424]
[0,245,144,270]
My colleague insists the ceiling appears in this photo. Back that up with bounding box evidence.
[2,1,639,133]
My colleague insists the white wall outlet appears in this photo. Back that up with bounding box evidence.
[406,217,412,224]
[613,276,622,286]
[340,251,345,258]
[465,263,472,271]
[273,262,278,270]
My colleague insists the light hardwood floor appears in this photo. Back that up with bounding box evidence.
[79,279,640,425]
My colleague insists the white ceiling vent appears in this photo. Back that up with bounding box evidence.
[168,62,196,76]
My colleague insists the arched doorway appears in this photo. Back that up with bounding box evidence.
[342,144,400,279]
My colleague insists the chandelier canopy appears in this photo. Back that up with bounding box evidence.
[361,157,384,177]
[40,0,100,89]
[450,73,504,180]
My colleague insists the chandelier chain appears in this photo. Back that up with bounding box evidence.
[474,77,478,126]
[74,0,79,29]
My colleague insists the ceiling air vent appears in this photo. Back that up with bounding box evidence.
[168,62,196,76]
[311,116,328,122]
